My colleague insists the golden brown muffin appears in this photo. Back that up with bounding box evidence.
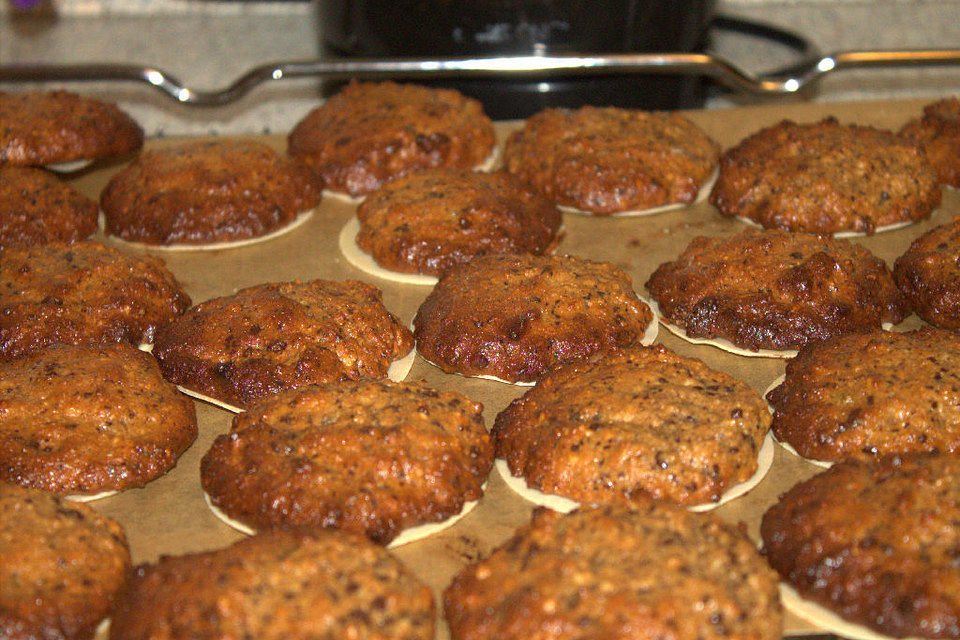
[710,117,942,234]
[894,215,960,331]
[0,343,197,495]
[109,529,434,640]
[502,106,720,215]
[767,328,960,463]
[0,241,190,362]
[414,253,655,383]
[645,229,909,352]
[355,169,562,276]
[153,280,414,410]
[761,455,960,638]
[288,81,495,196]
[494,345,771,507]
[444,504,783,640]
[100,140,322,245]
[0,166,97,249]
[200,380,493,544]
[0,485,130,640]
[0,90,143,167]
[899,97,960,187]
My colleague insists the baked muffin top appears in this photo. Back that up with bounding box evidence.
[200,380,493,544]
[899,97,960,187]
[0,165,98,249]
[645,229,909,351]
[494,345,770,507]
[0,90,143,166]
[355,169,562,276]
[894,215,960,332]
[444,504,783,640]
[502,106,720,215]
[288,81,495,196]
[767,327,960,463]
[109,529,435,640]
[710,117,942,234]
[0,484,130,640]
[761,455,960,639]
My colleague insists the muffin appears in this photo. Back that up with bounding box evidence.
[645,229,909,353]
[288,81,496,197]
[0,343,198,496]
[0,485,130,640]
[414,253,656,383]
[899,97,960,187]
[494,345,771,508]
[100,139,322,245]
[153,279,414,410]
[200,380,493,544]
[109,529,434,640]
[353,169,562,276]
[0,165,98,249]
[444,504,783,640]
[767,328,960,464]
[710,117,942,234]
[894,215,960,331]
[761,455,960,639]
[0,90,143,167]
[0,241,191,361]
[502,106,720,215]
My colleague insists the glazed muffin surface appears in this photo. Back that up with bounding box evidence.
[288,81,495,196]
[502,106,720,214]
[899,97,960,187]
[645,229,909,351]
[355,169,562,276]
[444,504,783,640]
[200,380,493,543]
[0,166,98,249]
[761,455,960,638]
[109,529,435,640]
[894,215,960,331]
[710,117,941,234]
[0,485,130,640]
[767,328,960,463]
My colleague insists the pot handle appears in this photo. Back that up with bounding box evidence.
[709,14,821,79]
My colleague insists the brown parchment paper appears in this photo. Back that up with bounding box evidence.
[60,98,957,639]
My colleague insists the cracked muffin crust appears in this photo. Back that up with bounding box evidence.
[200,380,493,544]
[0,90,143,166]
[494,345,771,507]
[355,169,562,276]
[0,166,98,249]
[767,328,960,463]
[0,485,130,640]
[0,241,191,361]
[288,81,495,197]
[761,455,960,639]
[710,117,941,234]
[109,529,434,640]
[894,216,960,332]
[100,139,322,245]
[414,253,655,383]
[899,97,960,187]
[0,343,198,495]
[444,504,783,640]
[502,106,720,215]
[645,229,909,352]
[154,279,414,410]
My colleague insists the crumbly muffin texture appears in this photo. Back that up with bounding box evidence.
[502,106,720,214]
[444,504,783,640]
[0,165,98,249]
[109,529,435,640]
[0,485,130,640]
[494,345,770,507]
[200,380,493,543]
[767,328,960,463]
[899,97,960,187]
[154,279,414,409]
[355,169,562,276]
[414,253,654,383]
[894,215,960,331]
[710,117,941,234]
[645,229,909,351]
[761,455,960,638]
[288,81,495,196]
